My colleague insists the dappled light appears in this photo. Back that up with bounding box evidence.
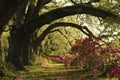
[0,0,120,80]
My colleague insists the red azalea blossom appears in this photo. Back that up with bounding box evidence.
[82,37,91,44]
[54,37,120,77]
[49,56,64,63]
[15,78,24,80]
[106,63,120,79]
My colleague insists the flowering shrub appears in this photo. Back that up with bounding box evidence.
[106,63,120,79]
[58,54,77,67]
[49,56,64,63]
[104,43,120,79]
[49,54,77,67]
[15,78,24,80]
[70,36,120,76]
[49,36,120,78]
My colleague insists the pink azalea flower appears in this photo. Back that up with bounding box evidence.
[15,78,24,80]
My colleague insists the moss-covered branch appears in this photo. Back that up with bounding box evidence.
[22,3,120,37]
[49,29,72,46]
[0,0,24,32]
[33,22,94,48]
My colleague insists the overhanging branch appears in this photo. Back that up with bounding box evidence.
[49,29,72,46]
[33,22,94,48]
[22,3,120,37]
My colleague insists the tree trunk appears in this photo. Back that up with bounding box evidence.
[0,34,5,76]
[7,31,34,69]
[7,33,25,70]
[22,37,33,65]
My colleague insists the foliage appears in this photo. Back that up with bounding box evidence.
[41,26,81,56]
[0,0,120,77]
[64,36,120,77]
[70,37,106,75]
[58,53,77,67]
[35,56,52,67]
[106,63,120,79]
[49,56,64,63]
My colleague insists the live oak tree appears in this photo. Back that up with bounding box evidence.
[0,0,24,76]
[7,0,52,70]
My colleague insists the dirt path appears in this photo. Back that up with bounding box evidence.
[21,64,92,80]
[1,64,94,80]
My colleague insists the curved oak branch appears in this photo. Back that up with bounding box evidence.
[33,22,94,48]
[0,0,24,32]
[22,4,120,37]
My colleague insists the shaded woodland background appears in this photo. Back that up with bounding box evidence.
[0,0,120,79]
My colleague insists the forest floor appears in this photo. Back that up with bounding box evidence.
[0,63,118,80]
[20,64,92,80]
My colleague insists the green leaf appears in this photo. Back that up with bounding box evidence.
[117,32,120,36]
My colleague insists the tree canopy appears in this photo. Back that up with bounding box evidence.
[0,0,120,78]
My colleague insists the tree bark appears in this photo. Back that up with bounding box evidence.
[21,0,52,65]
[6,0,28,70]
[0,0,24,71]
[0,34,5,76]
[7,32,25,70]
[22,37,33,65]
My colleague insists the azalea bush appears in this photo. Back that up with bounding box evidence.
[69,36,120,76]
[70,37,106,75]
[49,54,77,67]
[49,56,64,63]
[49,36,120,78]
[58,53,77,67]
[106,63,120,79]
[104,42,120,79]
